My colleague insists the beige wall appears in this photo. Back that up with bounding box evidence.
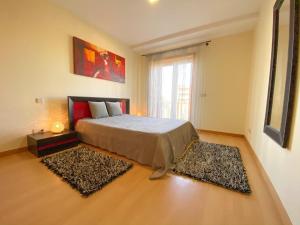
[245,0,300,224]
[198,32,253,134]
[0,0,142,152]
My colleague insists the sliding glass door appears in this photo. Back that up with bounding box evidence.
[149,55,193,121]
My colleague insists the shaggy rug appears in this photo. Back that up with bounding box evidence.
[41,145,133,196]
[173,141,251,193]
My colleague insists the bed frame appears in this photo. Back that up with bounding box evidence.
[68,96,130,131]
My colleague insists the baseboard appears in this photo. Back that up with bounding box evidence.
[244,138,292,225]
[198,129,244,138]
[0,147,27,158]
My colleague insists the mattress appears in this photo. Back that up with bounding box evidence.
[75,114,199,178]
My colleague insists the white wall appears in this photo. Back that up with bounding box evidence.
[0,0,142,152]
[245,0,300,224]
[199,32,253,134]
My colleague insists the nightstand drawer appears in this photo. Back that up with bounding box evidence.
[27,130,80,157]
[37,132,78,146]
[37,138,80,157]
[37,137,79,151]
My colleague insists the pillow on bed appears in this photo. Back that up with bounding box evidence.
[88,101,109,119]
[106,102,123,116]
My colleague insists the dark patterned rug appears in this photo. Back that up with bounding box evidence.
[41,145,133,196]
[173,141,251,193]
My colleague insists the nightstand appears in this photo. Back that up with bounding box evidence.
[27,130,80,157]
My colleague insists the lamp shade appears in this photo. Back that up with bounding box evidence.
[51,121,64,133]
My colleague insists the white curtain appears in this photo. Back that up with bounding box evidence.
[147,46,203,128]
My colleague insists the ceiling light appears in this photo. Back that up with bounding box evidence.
[148,0,159,5]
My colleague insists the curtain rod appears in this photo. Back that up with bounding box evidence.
[142,40,211,56]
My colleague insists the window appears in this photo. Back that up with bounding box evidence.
[148,55,193,121]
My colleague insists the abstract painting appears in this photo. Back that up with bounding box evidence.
[73,37,125,83]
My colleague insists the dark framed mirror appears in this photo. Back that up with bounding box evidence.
[264,0,299,147]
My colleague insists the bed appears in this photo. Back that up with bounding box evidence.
[68,96,199,178]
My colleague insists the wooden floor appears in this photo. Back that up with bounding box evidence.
[0,132,291,225]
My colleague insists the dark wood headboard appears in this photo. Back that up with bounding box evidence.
[68,96,130,130]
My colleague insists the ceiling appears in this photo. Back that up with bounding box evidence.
[50,0,263,54]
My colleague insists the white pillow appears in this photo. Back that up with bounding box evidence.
[106,102,123,116]
[88,101,109,119]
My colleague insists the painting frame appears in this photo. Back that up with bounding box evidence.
[73,37,125,83]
